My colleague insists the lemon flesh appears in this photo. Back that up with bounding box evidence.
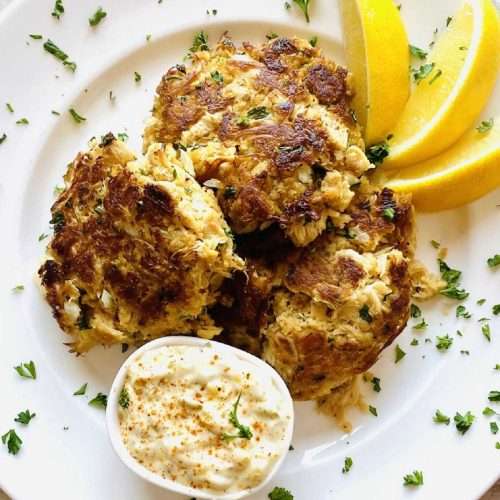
[385,119,500,211]
[339,0,410,145]
[384,0,500,168]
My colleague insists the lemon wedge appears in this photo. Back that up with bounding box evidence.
[339,0,410,145]
[385,118,500,211]
[383,0,500,169]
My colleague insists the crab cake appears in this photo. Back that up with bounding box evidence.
[38,134,243,354]
[144,35,372,246]
[213,188,414,400]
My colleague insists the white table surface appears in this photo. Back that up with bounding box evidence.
[0,0,498,498]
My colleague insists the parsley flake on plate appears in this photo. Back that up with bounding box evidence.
[189,31,209,53]
[487,254,500,268]
[247,106,269,120]
[117,132,128,142]
[492,305,500,315]
[438,259,469,300]
[268,486,293,500]
[16,118,29,125]
[371,376,381,393]
[454,411,475,434]
[368,405,378,417]
[488,391,500,402]
[403,470,424,487]
[43,39,77,71]
[410,338,419,346]
[410,304,421,318]
[342,456,353,474]
[292,0,311,22]
[89,7,107,27]
[483,407,497,417]
[409,44,427,60]
[73,383,87,396]
[221,392,253,442]
[491,422,499,435]
[456,305,471,319]
[482,323,491,342]
[309,35,318,47]
[88,392,107,409]
[428,69,442,85]
[29,34,43,40]
[6,102,14,113]
[433,409,450,425]
[69,108,86,124]
[366,141,389,165]
[0,133,6,144]
[477,298,486,305]
[395,344,406,363]
[430,239,440,249]
[11,285,24,293]
[412,62,435,84]
[436,334,453,351]
[51,0,64,20]
[1,429,22,455]
[134,71,142,83]
[477,118,494,134]
[15,410,36,425]
[14,361,36,379]
[284,1,291,10]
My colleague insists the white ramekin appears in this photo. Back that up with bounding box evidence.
[106,336,295,500]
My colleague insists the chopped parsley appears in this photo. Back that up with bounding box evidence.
[6,103,14,113]
[14,361,36,379]
[359,305,373,323]
[146,34,152,42]
[412,62,435,84]
[395,344,406,363]
[89,7,107,26]
[43,39,77,71]
[368,405,378,417]
[247,106,269,120]
[487,254,500,268]
[284,1,291,9]
[495,364,500,371]
[266,32,279,40]
[438,259,469,300]
[88,392,107,409]
[383,207,396,220]
[430,239,441,249]
[446,16,453,26]
[292,0,311,22]
[433,409,450,425]
[38,233,49,241]
[410,304,422,318]
[210,70,224,83]
[309,36,318,47]
[51,110,60,115]
[119,388,130,409]
[221,392,253,441]
[483,407,497,416]
[428,69,442,85]
[436,334,453,351]
[190,31,209,53]
[342,456,353,473]
[117,132,129,142]
[16,118,29,125]
[12,285,24,293]
[0,133,6,144]
[488,391,500,402]
[1,429,22,455]
[15,410,36,425]
[477,298,486,306]
[477,118,494,134]
[410,338,419,346]
[50,211,65,231]
[268,486,294,500]
[454,411,475,434]
[29,34,43,40]
[69,108,86,124]
[492,304,500,315]
[497,442,500,450]
[73,383,87,396]
[403,470,424,487]
[491,422,499,435]
[456,305,471,319]
[51,0,64,20]
[409,44,427,60]
[134,71,142,83]
[371,376,381,393]
[482,323,491,342]
[366,141,389,165]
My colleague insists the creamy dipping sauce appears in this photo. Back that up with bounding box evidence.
[118,343,292,496]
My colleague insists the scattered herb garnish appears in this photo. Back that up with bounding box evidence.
[410,338,419,346]
[403,470,424,487]
[482,323,491,342]
[410,304,422,318]
[456,305,471,319]
[12,285,24,293]
[73,383,87,396]
[14,361,36,380]
[0,133,6,144]
[51,0,64,20]
[433,409,450,425]
[395,345,406,363]
[412,62,435,84]
[68,108,86,124]
[247,106,269,120]
[477,298,486,305]
[38,233,49,241]
[483,407,497,416]
[383,207,396,220]
[371,376,381,393]
[51,110,60,116]
[88,392,107,409]
[309,36,318,47]
[359,305,373,323]
[436,334,453,351]
[15,410,36,425]
[43,39,77,71]
[89,7,107,26]
[1,429,22,455]
[409,44,427,60]
[190,31,209,53]
[438,259,469,300]
[16,118,29,125]
[210,70,224,83]
[454,411,475,434]
[266,32,279,40]
[495,364,500,371]
[29,34,43,40]
[430,239,440,249]
[221,392,253,441]
[491,422,499,435]
[487,254,500,268]
[489,391,500,402]
[368,405,378,417]
[146,34,152,42]
[6,103,14,113]
[492,305,500,315]
[428,69,442,85]
[366,141,389,165]
[284,1,291,10]
[50,211,65,232]
[119,388,130,409]
[446,16,453,26]
[477,118,494,134]
[117,132,128,142]
[268,486,294,500]
[134,71,142,83]
[292,0,311,22]
[342,456,353,473]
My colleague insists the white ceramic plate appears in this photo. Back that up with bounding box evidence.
[1,0,499,499]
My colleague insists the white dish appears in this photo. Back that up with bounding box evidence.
[1,0,499,499]
[106,336,294,500]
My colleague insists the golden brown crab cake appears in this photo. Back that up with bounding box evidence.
[263,244,412,400]
[144,34,372,246]
[38,134,243,354]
